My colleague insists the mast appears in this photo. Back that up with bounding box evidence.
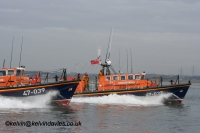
[130,48,133,73]
[105,27,113,62]
[126,49,128,73]
[119,48,120,73]
[3,59,5,68]
[101,27,116,75]
[19,36,23,67]
[10,37,14,68]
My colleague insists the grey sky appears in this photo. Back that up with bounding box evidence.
[0,0,199,75]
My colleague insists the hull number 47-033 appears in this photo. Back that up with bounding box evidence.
[146,91,163,96]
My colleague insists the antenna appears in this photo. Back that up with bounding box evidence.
[19,36,23,67]
[130,48,133,73]
[126,49,128,73]
[10,36,14,68]
[105,27,113,62]
[97,46,101,58]
[3,59,5,68]
[119,48,120,73]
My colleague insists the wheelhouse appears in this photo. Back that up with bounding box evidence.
[0,67,29,88]
[0,67,25,76]
[103,74,143,81]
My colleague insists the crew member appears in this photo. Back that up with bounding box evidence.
[76,73,81,80]
[83,73,89,91]
[98,70,103,80]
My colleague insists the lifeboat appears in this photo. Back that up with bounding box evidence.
[0,67,80,106]
[74,71,191,103]
[73,45,191,104]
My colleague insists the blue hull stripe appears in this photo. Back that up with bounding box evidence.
[0,80,79,100]
[74,84,190,100]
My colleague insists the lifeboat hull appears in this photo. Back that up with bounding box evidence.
[74,83,190,104]
[0,80,79,106]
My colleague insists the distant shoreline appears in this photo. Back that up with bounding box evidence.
[181,80,200,84]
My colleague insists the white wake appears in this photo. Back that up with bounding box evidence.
[71,93,172,106]
[0,91,58,109]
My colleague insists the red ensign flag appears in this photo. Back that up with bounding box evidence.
[90,59,100,65]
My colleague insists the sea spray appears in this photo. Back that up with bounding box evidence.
[71,93,173,106]
[0,91,58,109]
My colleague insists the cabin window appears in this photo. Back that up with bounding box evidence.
[0,70,6,76]
[8,70,14,75]
[113,75,118,81]
[120,75,126,80]
[106,76,110,81]
[16,69,21,76]
[135,75,140,80]
[128,75,134,80]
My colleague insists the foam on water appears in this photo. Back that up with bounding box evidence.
[0,91,58,109]
[71,93,172,106]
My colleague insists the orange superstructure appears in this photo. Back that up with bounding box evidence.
[0,67,40,88]
[75,72,158,93]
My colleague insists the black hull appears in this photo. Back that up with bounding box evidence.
[74,83,190,103]
[0,80,79,105]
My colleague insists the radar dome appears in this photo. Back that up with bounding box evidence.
[106,59,111,65]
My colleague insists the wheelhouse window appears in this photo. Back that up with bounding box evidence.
[128,75,134,80]
[16,69,21,76]
[135,75,140,80]
[113,75,118,81]
[120,75,126,80]
[0,70,6,76]
[8,70,14,75]
[106,76,110,81]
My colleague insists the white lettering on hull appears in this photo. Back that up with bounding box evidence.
[146,91,163,96]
